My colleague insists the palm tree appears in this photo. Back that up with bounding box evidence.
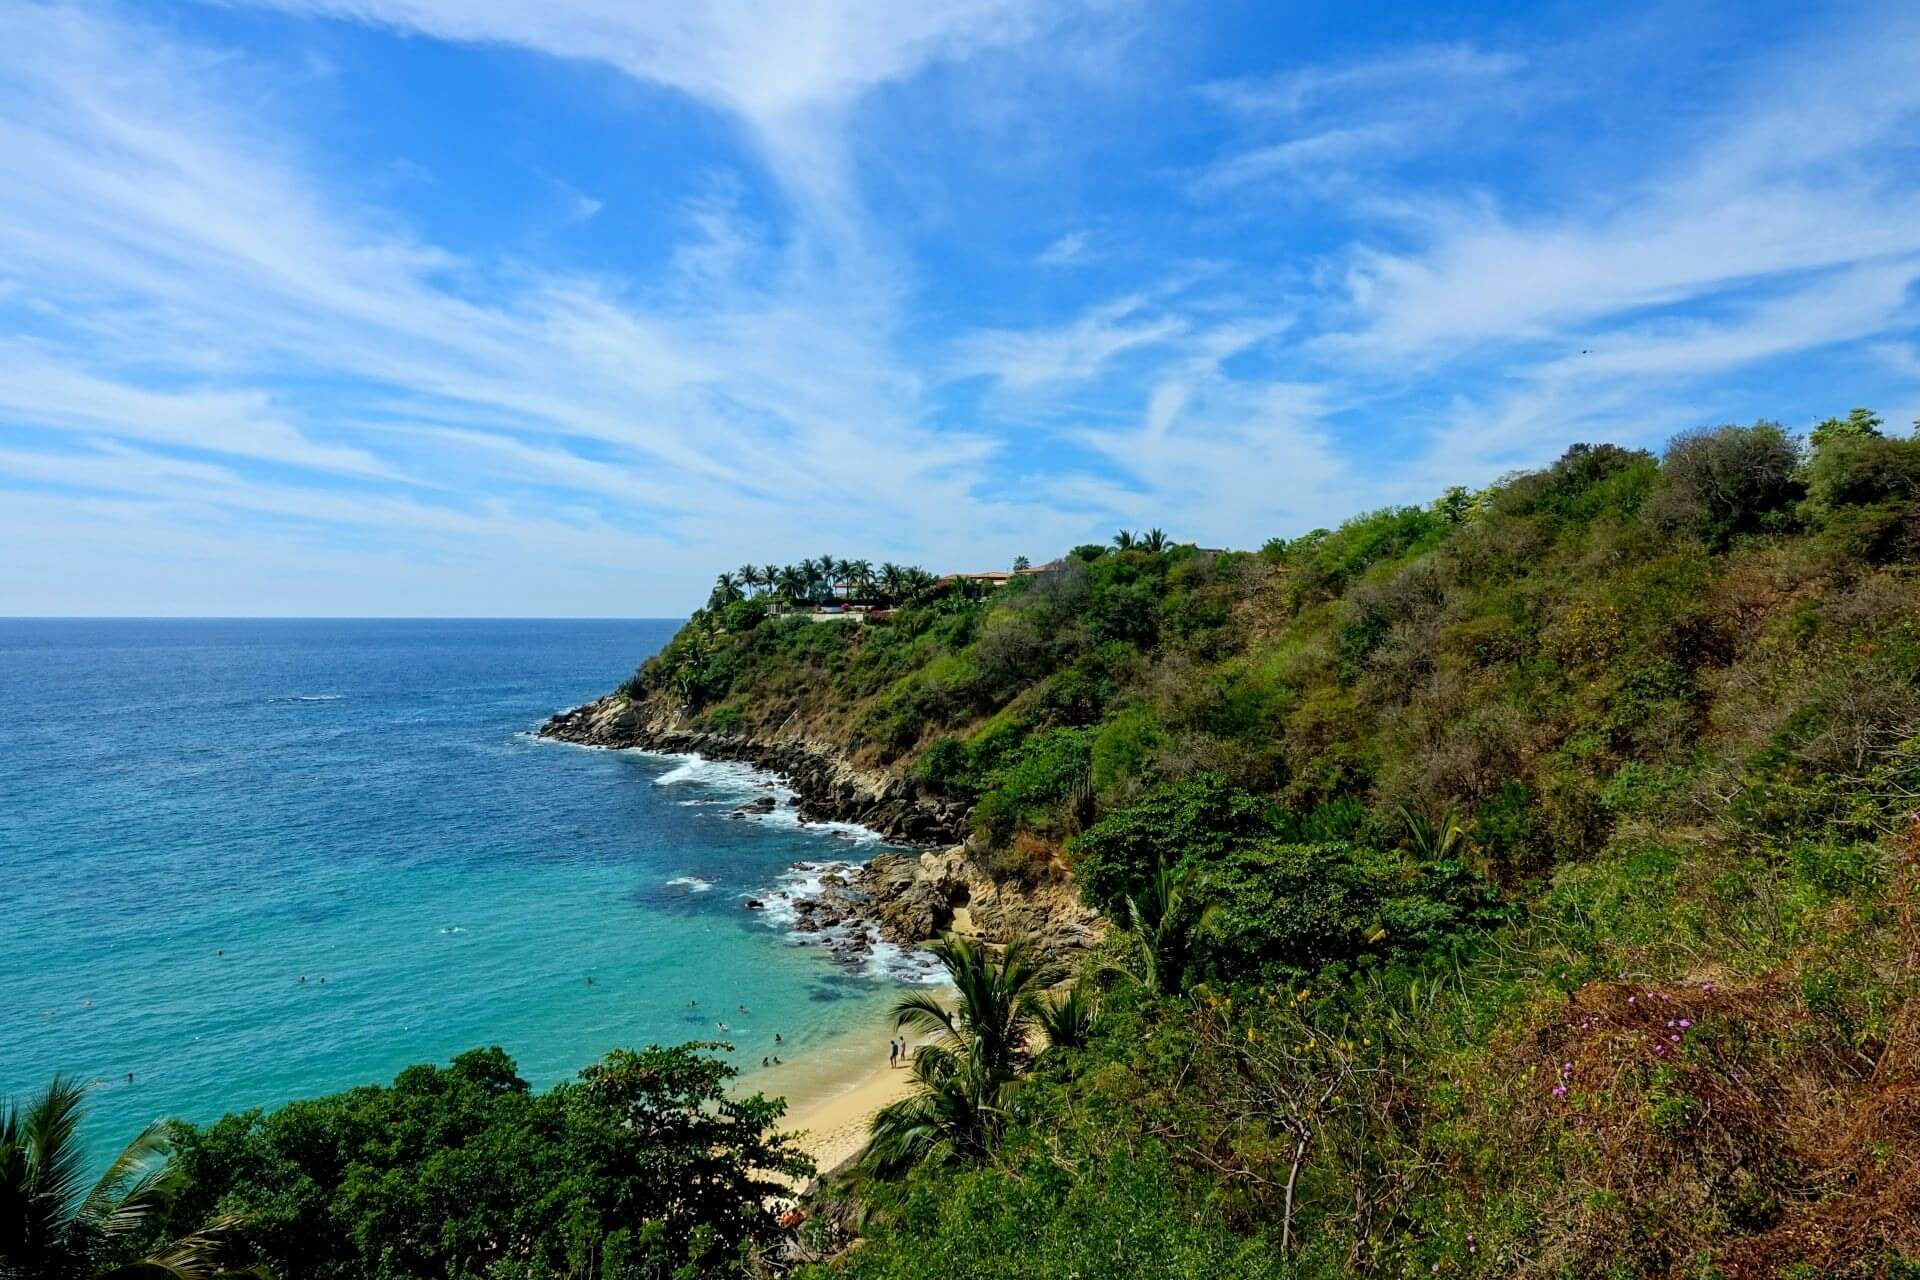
[878,562,906,605]
[1,1076,251,1279]
[774,565,806,607]
[1111,863,1197,997]
[864,934,1056,1176]
[1026,978,1098,1053]
[710,572,742,608]
[760,564,780,599]
[1141,527,1169,553]
[843,559,874,601]
[860,1043,1009,1177]
[1112,529,1136,551]
[736,564,760,596]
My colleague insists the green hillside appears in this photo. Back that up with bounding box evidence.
[631,413,1920,1278]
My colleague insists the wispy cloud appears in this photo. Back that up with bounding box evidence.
[1194,42,1525,196]
[1037,229,1093,266]
[951,294,1185,391]
[3,3,1918,614]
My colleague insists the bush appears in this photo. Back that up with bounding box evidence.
[972,727,1096,846]
[1068,774,1283,916]
[1191,840,1498,981]
[1648,422,1802,546]
[1801,433,1920,560]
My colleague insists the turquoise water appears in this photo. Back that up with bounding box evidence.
[0,619,925,1156]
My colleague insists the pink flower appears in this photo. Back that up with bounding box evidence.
[1678,1019,1691,1028]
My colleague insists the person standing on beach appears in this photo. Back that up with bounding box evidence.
[888,1037,898,1068]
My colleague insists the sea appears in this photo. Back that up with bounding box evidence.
[0,619,933,1158]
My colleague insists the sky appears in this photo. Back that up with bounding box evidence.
[1,1,1917,616]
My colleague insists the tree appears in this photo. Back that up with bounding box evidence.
[1112,862,1198,996]
[864,935,1056,1176]
[843,559,875,601]
[1649,422,1802,546]
[1011,555,1030,573]
[736,564,761,596]
[1112,530,1136,551]
[1810,406,1883,451]
[1140,528,1169,553]
[1026,978,1098,1052]
[0,1075,248,1280]
[775,565,807,607]
[152,1046,809,1280]
[879,562,906,604]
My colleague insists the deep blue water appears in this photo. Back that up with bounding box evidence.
[0,619,922,1155]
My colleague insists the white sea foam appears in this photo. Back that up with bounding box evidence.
[755,806,887,845]
[666,875,714,893]
[438,926,465,935]
[747,861,945,985]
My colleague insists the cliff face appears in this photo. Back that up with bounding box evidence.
[541,693,971,845]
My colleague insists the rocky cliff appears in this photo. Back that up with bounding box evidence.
[540,694,971,845]
[539,694,1103,960]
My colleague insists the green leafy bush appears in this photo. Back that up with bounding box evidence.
[1068,774,1283,916]
[1192,840,1497,981]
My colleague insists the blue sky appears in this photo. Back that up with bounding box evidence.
[2,1,1917,616]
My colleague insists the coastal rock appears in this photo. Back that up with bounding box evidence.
[538,694,1103,965]
[537,695,968,847]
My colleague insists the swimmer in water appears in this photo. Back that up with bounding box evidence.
[126,1072,133,1084]
[774,1033,782,1044]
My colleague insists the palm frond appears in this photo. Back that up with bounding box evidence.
[76,1120,172,1237]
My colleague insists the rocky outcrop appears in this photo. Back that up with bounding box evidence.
[850,845,1103,960]
[541,694,1103,963]
[539,695,970,846]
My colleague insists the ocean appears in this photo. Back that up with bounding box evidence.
[0,619,928,1157]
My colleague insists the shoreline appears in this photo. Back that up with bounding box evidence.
[744,987,957,1182]
[537,695,972,846]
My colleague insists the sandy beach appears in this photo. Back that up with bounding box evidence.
[741,987,955,1181]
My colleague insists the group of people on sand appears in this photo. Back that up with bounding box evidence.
[887,1035,913,1068]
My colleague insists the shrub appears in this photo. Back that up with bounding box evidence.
[1648,422,1802,546]
[972,727,1096,846]
[1068,774,1284,916]
[1801,433,1920,560]
[1192,839,1498,981]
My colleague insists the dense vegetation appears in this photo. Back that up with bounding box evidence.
[21,409,1920,1277]
[124,1046,806,1280]
[633,410,1920,1277]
